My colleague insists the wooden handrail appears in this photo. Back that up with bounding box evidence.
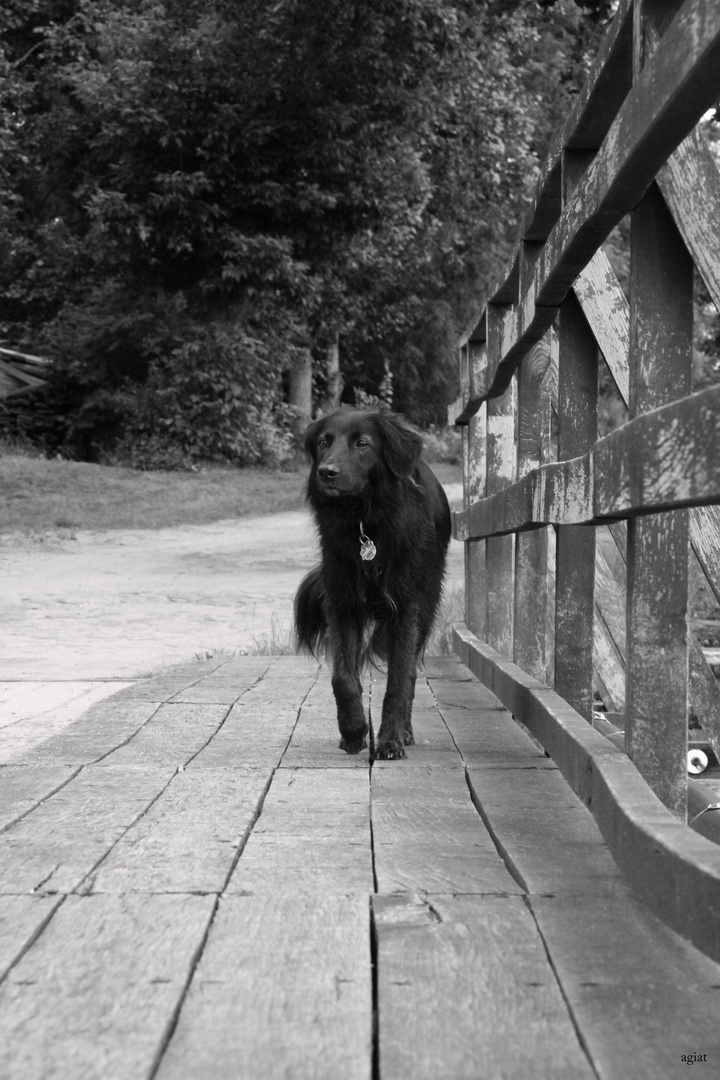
[452,0,720,962]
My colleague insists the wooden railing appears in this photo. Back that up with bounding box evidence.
[450,0,720,960]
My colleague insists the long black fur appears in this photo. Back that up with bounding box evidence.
[294,407,451,759]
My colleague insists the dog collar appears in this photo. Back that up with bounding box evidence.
[359,522,377,561]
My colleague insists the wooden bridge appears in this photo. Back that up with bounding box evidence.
[3,0,720,1076]
[2,655,720,1079]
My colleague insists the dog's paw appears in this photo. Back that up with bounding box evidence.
[339,734,368,755]
[374,739,407,761]
[402,728,415,746]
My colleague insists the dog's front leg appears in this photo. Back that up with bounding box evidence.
[328,616,368,754]
[375,608,420,760]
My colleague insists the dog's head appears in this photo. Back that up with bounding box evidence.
[305,407,423,499]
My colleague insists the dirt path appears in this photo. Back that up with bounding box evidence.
[1,489,464,681]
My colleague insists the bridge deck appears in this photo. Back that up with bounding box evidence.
[1,654,718,1080]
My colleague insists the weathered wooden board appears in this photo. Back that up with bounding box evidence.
[226,767,373,894]
[374,892,595,1080]
[371,765,518,895]
[466,0,720,403]
[280,698,372,768]
[90,767,273,894]
[190,705,301,767]
[514,338,553,681]
[100,702,229,767]
[155,893,372,1080]
[0,895,62,979]
[625,182,692,818]
[530,891,720,1080]
[0,764,175,895]
[108,657,228,702]
[9,699,159,766]
[554,291,598,720]
[0,765,78,832]
[485,372,516,658]
[0,681,131,727]
[0,685,133,762]
[455,381,720,540]
[465,764,623,896]
[0,893,214,1080]
[453,623,720,963]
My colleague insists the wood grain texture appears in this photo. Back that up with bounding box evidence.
[155,893,372,1080]
[226,767,373,894]
[485,373,516,658]
[625,182,692,818]
[455,382,720,540]
[0,895,62,979]
[453,623,720,963]
[371,766,518,895]
[100,702,229,767]
[90,767,273,894]
[0,764,175,895]
[374,893,595,1080]
[0,765,78,832]
[10,699,159,765]
[0,894,214,1080]
[531,890,720,1080]
[554,292,598,721]
[514,338,553,681]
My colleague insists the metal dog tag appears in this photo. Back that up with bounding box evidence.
[359,523,377,561]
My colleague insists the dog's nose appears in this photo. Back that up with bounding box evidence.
[318,464,339,480]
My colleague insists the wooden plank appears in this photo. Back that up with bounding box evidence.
[0,895,62,979]
[226,767,373,894]
[485,361,515,658]
[0,765,78,832]
[476,0,720,402]
[659,123,720,311]
[90,767,273,895]
[374,893,595,1080]
[371,766,519,895]
[625,181,693,818]
[453,623,720,963]
[368,671,462,766]
[0,682,127,726]
[514,338,553,680]
[554,291,598,720]
[530,890,720,1080]
[100,702,229,767]
[465,764,624,896]
[280,678,371,768]
[6,699,159,766]
[455,382,720,539]
[0,764,175,895]
[0,684,133,761]
[465,343,488,637]
[0,893,215,1080]
[155,894,372,1080]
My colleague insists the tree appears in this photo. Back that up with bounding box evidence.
[0,0,608,460]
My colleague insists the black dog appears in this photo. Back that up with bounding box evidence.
[294,407,451,759]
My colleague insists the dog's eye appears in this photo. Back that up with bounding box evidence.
[356,438,369,448]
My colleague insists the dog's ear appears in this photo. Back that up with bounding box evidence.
[303,417,326,462]
[375,412,423,479]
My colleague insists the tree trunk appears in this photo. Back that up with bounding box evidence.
[289,349,313,439]
[324,334,343,411]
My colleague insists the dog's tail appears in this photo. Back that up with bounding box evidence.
[294,566,327,657]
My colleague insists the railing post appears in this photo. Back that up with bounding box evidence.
[485,304,516,659]
[513,337,552,681]
[626,182,692,818]
[554,292,598,720]
[464,339,488,639]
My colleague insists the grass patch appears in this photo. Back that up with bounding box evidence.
[0,453,306,534]
[0,447,461,536]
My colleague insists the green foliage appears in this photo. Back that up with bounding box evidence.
[0,0,608,459]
